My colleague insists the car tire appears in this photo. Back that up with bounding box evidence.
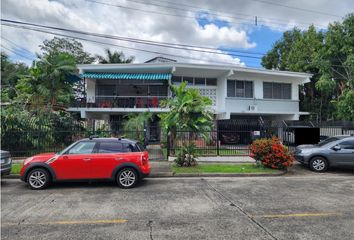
[309,157,328,172]
[27,168,51,190]
[116,168,139,189]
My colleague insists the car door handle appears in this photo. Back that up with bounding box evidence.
[83,158,91,161]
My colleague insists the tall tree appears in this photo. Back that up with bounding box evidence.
[39,37,95,64]
[96,48,134,64]
[16,53,77,109]
[1,52,29,101]
[159,82,213,154]
[261,14,354,121]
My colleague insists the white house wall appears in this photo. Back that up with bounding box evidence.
[72,63,311,121]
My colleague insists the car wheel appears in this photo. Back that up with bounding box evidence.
[27,168,50,189]
[309,157,328,172]
[116,168,138,189]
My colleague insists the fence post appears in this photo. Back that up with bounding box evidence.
[166,129,170,159]
[92,119,96,135]
[216,130,220,156]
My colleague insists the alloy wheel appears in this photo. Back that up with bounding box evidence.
[119,169,136,187]
[28,170,47,189]
[312,159,326,171]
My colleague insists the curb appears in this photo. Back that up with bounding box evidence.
[170,171,286,178]
[148,170,287,178]
[2,174,21,179]
[2,171,287,179]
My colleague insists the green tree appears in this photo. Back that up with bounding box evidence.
[336,90,354,121]
[122,112,153,143]
[39,37,95,64]
[159,82,213,156]
[261,14,354,121]
[96,48,134,64]
[318,14,354,95]
[1,52,29,101]
[16,53,77,108]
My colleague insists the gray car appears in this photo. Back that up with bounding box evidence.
[295,135,354,172]
[1,150,12,176]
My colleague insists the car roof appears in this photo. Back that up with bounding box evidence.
[332,135,353,139]
[80,137,139,144]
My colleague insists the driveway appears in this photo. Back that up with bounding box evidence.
[1,170,354,240]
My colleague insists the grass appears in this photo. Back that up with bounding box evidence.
[11,163,22,174]
[172,163,279,174]
[163,148,249,156]
[172,163,278,174]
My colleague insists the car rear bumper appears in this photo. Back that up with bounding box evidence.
[141,173,150,179]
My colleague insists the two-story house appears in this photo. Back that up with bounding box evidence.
[68,58,311,140]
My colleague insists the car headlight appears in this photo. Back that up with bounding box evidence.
[300,149,313,155]
[23,157,33,165]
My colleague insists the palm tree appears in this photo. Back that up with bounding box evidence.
[159,82,213,154]
[37,53,77,107]
[96,49,134,64]
[123,112,153,143]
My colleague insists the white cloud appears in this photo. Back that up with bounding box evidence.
[1,0,353,66]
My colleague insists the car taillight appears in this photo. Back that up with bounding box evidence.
[141,153,149,166]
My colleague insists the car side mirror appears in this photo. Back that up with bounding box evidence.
[332,145,341,151]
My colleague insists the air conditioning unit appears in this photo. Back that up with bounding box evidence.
[249,105,258,111]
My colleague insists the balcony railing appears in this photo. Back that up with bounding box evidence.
[72,96,168,108]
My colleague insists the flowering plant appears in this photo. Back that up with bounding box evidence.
[249,137,294,170]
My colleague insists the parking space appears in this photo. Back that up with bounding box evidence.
[1,170,354,240]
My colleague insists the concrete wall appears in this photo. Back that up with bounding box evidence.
[86,78,96,103]
[225,98,299,114]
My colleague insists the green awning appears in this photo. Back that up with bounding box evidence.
[80,72,171,81]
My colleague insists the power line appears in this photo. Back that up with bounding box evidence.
[122,0,329,28]
[1,19,265,59]
[86,0,327,29]
[1,44,34,61]
[1,19,348,69]
[2,24,258,67]
[1,36,35,56]
[248,0,342,18]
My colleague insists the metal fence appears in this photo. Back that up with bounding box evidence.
[168,120,354,157]
[2,119,354,159]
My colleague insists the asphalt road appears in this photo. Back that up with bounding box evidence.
[1,168,354,240]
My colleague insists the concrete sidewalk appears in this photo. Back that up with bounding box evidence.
[149,161,174,177]
[168,156,255,163]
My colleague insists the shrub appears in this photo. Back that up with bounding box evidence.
[175,143,198,167]
[249,137,294,170]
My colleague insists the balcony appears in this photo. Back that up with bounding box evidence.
[71,96,168,109]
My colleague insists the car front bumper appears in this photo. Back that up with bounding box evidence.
[1,164,12,175]
[295,154,311,164]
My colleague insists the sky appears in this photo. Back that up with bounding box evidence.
[1,0,353,68]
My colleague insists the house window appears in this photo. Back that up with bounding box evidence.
[171,76,182,84]
[182,76,194,85]
[194,78,206,85]
[263,82,291,99]
[172,76,217,86]
[227,80,253,98]
[97,85,116,96]
[206,78,217,86]
[149,85,168,96]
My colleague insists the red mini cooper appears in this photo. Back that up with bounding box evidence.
[20,137,151,189]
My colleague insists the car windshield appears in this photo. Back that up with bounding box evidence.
[317,137,339,147]
[57,142,77,155]
[137,142,145,151]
